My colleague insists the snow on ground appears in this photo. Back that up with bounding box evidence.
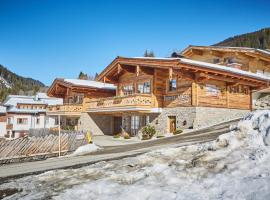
[71,143,101,156]
[2,110,270,200]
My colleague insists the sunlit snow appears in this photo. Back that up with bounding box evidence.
[1,110,270,200]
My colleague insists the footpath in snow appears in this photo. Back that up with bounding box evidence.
[1,110,270,200]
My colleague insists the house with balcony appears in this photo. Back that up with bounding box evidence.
[46,78,116,131]
[175,46,270,109]
[82,56,270,136]
[3,93,62,139]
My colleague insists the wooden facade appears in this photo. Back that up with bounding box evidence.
[47,79,116,115]
[181,46,270,75]
[89,57,269,112]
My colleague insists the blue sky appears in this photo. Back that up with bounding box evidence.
[0,0,270,86]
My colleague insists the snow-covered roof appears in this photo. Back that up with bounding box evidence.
[181,45,270,57]
[0,106,6,113]
[131,57,270,82]
[3,93,63,113]
[64,79,116,90]
[179,58,270,82]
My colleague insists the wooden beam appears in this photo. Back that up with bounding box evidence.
[117,63,122,74]
[191,49,203,56]
[209,50,224,57]
[136,65,140,77]
[169,68,173,81]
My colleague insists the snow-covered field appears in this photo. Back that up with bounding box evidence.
[1,110,270,200]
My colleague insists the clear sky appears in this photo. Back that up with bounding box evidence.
[0,0,270,85]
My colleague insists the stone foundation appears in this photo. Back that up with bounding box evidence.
[78,113,114,135]
[79,107,250,136]
[148,107,196,134]
[193,107,249,128]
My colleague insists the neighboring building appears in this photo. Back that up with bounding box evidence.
[179,46,270,75]
[0,106,7,138]
[3,93,63,139]
[46,78,116,131]
[77,56,270,136]
[178,46,270,109]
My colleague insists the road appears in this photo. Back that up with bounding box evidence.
[0,119,239,181]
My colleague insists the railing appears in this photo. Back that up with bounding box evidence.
[6,124,13,130]
[87,94,156,110]
[46,104,84,115]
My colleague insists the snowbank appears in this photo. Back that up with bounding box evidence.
[72,143,100,156]
[2,110,270,200]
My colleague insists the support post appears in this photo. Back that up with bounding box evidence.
[58,115,61,157]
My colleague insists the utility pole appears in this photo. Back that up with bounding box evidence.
[58,115,61,157]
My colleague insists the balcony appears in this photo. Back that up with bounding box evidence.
[6,124,13,130]
[47,104,84,116]
[87,94,158,113]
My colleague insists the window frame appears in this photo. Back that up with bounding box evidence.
[168,79,177,93]
[137,80,151,94]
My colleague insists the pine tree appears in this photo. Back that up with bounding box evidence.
[144,50,155,57]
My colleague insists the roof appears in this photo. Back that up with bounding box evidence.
[2,93,63,114]
[181,45,270,58]
[98,57,270,82]
[63,79,116,90]
[0,106,6,113]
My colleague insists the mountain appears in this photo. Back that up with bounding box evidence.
[214,28,270,49]
[0,64,45,102]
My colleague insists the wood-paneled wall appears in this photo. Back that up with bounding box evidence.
[115,66,252,110]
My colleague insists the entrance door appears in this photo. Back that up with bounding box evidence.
[113,117,122,134]
[168,116,176,133]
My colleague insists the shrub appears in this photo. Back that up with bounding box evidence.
[113,134,121,138]
[173,129,183,135]
[124,134,131,139]
[141,125,156,140]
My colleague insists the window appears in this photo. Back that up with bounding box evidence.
[36,118,40,125]
[168,79,177,92]
[131,116,140,130]
[137,81,151,94]
[123,85,134,96]
[213,58,220,64]
[7,117,12,124]
[74,94,84,104]
[17,118,28,125]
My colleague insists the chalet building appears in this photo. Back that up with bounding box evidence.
[178,46,270,109]
[46,79,116,131]
[2,93,62,139]
[179,46,270,75]
[74,56,269,136]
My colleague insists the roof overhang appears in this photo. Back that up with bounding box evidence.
[47,78,115,97]
[181,45,270,62]
[96,57,270,89]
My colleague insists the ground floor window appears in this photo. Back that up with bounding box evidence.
[17,118,28,125]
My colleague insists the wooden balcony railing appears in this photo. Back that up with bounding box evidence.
[6,124,13,130]
[86,94,156,111]
[46,104,84,116]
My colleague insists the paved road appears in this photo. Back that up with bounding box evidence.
[0,119,239,181]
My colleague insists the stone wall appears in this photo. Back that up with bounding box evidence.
[148,107,196,134]
[193,107,249,128]
[148,106,249,134]
[78,113,114,135]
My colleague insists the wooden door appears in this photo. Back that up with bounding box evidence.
[168,116,176,133]
[113,117,122,134]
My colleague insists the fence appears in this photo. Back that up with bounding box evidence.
[0,132,87,164]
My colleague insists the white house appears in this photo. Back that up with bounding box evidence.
[3,93,63,139]
[0,106,7,138]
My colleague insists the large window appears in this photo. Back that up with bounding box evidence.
[123,85,134,96]
[168,79,177,92]
[17,118,28,125]
[137,81,151,94]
